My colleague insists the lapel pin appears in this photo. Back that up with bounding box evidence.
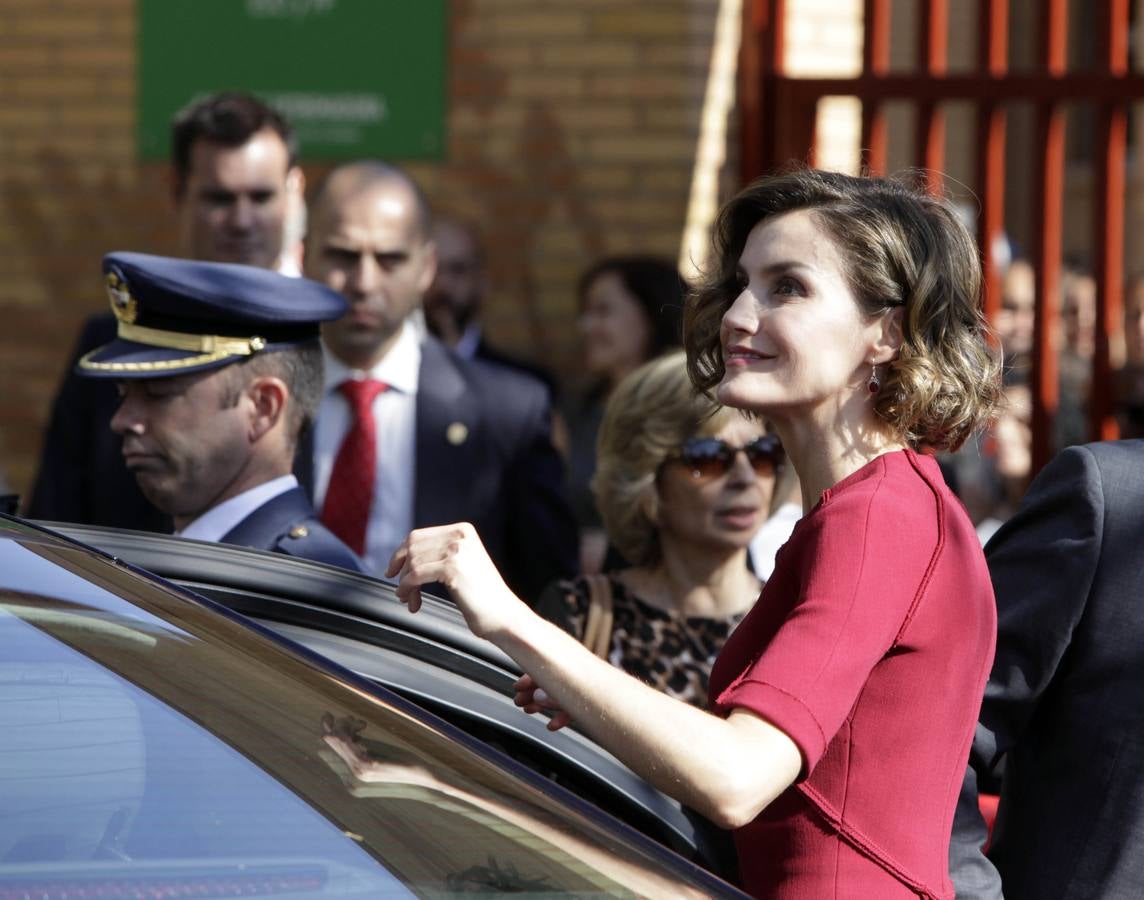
[446,422,469,446]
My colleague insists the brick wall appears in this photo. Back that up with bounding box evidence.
[0,0,722,497]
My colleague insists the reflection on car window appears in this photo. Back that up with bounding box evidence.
[0,534,732,898]
[0,604,411,898]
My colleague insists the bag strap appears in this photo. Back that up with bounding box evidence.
[581,574,614,659]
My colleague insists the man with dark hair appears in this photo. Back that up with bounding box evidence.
[301,161,576,602]
[27,92,302,530]
[169,90,303,273]
[76,252,363,569]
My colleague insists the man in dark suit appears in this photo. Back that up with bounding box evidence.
[301,161,576,602]
[424,214,557,396]
[27,92,304,530]
[950,440,1144,899]
[77,252,364,572]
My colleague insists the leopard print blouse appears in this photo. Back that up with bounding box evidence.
[536,574,748,709]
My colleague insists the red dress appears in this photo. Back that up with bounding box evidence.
[708,449,996,899]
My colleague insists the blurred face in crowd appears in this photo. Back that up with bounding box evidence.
[579,271,653,385]
[424,218,486,344]
[1060,274,1096,359]
[655,415,773,556]
[993,382,1032,481]
[175,128,298,270]
[997,260,1036,358]
[1126,278,1144,365]
[717,210,896,427]
[111,369,254,529]
[307,177,436,369]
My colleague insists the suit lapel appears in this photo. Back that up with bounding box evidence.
[414,338,482,527]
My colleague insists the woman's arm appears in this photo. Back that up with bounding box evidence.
[387,523,802,829]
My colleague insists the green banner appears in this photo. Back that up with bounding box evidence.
[138,0,446,160]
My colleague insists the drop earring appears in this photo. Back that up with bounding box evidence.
[867,363,881,394]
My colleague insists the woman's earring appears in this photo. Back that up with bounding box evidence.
[868,363,881,394]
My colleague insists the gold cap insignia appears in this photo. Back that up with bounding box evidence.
[446,422,469,446]
[106,269,138,324]
[288,525,310,539]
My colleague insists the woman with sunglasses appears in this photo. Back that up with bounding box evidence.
[537,351,790,708]
[387,170,1000,898]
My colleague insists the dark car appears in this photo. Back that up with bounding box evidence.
[1,514,744,898]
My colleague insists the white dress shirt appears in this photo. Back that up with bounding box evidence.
[177,474,299,543]
[313,320,419,572]
[748,501,803,581]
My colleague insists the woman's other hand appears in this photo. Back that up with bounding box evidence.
[386,522,527,639]
[514,674,574,731]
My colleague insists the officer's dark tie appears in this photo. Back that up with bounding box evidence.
[321,378,387,555]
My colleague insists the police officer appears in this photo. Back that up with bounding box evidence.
[28,92,302,530]
[77,252,365,572]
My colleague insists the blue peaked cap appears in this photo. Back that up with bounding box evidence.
[77,252,347,379]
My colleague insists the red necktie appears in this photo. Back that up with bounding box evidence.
[321,378,387,555]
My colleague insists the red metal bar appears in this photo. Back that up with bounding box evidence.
[860,0,891,174]
[780,72,1144,104]
[738,0,768,180]
[981,0,1008,76]
[755,0,797,176]
[1030,0,1069,471]
[1091,0,1130,441]
[766,0,817,173]
[915,0,948,194]
[773,88,819,170]
[976,0,1009,329]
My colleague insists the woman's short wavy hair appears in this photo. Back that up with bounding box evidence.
[592,351,774,567]
[684,168,1001,452]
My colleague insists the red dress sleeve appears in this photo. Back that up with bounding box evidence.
[712,461,941,774]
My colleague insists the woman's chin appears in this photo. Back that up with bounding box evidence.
[716,376,769,412]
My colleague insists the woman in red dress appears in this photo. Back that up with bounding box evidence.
[386,169,1000,899]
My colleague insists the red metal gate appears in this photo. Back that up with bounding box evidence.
[739,0,1144,472]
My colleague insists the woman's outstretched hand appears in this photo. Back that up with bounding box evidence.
[513,674,573,731]
[385,522,525,639]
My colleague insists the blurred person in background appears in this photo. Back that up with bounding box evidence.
[565,256,685,572]
[1055,266,1096,451]
[538,351,784,708]
[942,255,1036,533]
[995,257,1035,373]
[27,91,303,530]
[1116,274,1144,438]
[972,379,1033,544]
[941,374,1033,544]
[423,214,556,396]
[748,467,802,582]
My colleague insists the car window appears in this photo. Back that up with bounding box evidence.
[0,606,412,898]
[0,536,735,898]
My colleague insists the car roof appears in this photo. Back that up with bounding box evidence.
[22,517,741,882]
[0,515,748,896]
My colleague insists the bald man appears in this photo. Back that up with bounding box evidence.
[299,161,576,602]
